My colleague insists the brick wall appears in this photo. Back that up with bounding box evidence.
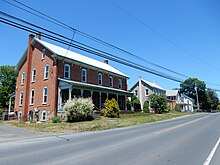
[14,37,57,121]
[58,60,127,90]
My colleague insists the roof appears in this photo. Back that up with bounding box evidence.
[142,79,165,91]
[58,78,133,96]
[33,38,129,78]
[166,90,179,96]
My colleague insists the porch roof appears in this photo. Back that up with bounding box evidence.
[58,78,133,96]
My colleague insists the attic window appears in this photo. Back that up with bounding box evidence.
[42,48,46,59]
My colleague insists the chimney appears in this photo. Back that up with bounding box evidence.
[104,60,108,64]
[36,32,41,40]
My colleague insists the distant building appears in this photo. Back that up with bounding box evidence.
[14,34,132,122]
[130,77,166,110]
[166,90,194,112]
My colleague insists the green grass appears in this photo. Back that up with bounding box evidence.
[4,111,195,133]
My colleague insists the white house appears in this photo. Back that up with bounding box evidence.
[130,77,166,110]
[166,90,194,112]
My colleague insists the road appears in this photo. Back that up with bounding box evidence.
[0,113,220,165]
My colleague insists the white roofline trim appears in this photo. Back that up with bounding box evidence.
[58,78,133,95]
[33,38,129,78]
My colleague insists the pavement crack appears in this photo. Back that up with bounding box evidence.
[55,135,70,142]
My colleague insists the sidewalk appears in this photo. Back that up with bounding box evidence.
[0,124,50,143]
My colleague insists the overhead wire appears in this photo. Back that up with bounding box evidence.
[0,0,189,78]
[0,1,220,91]
[107,0,220,71]
[0,16,184,83]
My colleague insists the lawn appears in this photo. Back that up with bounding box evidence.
[4,111,195,133]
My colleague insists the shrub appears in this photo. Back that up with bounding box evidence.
[217,104,220,111]
[149,94,168,113]
[100,98,120,118]
[143,101,149,113]
[51,116,61,123]
[64,97,94,122]
[175,104,181,112]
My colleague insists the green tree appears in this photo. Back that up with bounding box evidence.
[180,78,206,109]
[131,95,141,110]
[149,94,168,113]
[0,65,16,109]
[205,89,219,110]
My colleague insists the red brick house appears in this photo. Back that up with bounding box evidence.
[14,34,132,122]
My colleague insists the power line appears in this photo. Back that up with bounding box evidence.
[0,6,220,91]
[0,0,189,79]
[107,0,220,71]
[0,16,185,83]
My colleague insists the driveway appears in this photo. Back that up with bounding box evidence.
[0,124,51,143]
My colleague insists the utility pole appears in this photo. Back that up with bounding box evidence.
[195,84,200,111]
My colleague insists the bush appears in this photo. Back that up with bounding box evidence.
[64,97,94,122]
[217,104,220,111]
[175,104,181,112]
[149,94,168,113]
[100,98,120,118]
[143,101,149,113]
[51,116,61,123]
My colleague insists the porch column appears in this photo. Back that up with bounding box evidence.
[116,94,118,102]
[125,95,127,110]
[68,87,72,101]
[99,92,102,109]
[8,96,12,113]
[57,88,62,111]
[80,89,83,97]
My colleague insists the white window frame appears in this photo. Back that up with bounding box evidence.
[41,110,47,121]
[32,68,36,82]
[109,76,113,87]
[21,72,25,85]
[118,79,122,89]
[18,111,22,120]
[43,86,48,104]
[42,48,46,59]
[64,64,70,79]
[145,89,149,96]
[30,89,35,105]
[135,90,138,96]
[19,91,24,106]
[98,73,102,85]
[82,69,87,82]
[44,64,49,80]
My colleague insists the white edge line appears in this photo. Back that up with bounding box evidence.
[203,137,220,165]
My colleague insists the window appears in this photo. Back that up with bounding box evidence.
[118,79,122,89]
[18,111,22,120]
[21,72,25,85]
[98,73,102,85]
[19,91,24,106]
[64,64,70,79]
[42,48,46,59]
[32,69,36,82]
[135,90,138,95]
[44,64,49,80]
[43,87,48,104]
[41,110,47,121]
[30,89,34,105]
[82,69,87,82]
[145,89,149,96]
[109,76,113,87]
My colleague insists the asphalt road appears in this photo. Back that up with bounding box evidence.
[1,113,220,165]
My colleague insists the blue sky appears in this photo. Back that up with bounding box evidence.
[1,0,220,96]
